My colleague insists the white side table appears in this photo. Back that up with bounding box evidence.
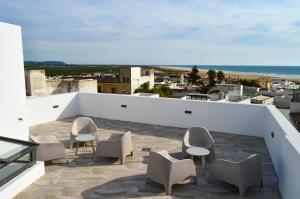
[186,147,210,169]
[75,134,96,155]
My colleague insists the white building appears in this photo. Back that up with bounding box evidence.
[272,80,299,92]
[215,84,243,96]
[1,22,300,199]
[0,22,44,199]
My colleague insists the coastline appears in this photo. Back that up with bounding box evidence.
[156,66,300,82]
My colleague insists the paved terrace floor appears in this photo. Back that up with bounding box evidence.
[15,116,281,199]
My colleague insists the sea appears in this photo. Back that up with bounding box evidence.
[163,65,300,79]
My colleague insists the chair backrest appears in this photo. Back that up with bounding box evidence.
[187,126,214,146]
[71,117,97,135]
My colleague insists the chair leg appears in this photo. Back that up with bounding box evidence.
[194,176,198,185]
[165,184,172,195]
[239,186,247,197]
[260,179,264,188]
[145,176,149,184]
[75,142,79,155]
[69,141,73,149]
[120,156,125,165]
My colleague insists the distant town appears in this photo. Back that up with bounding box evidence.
[25,62,300,131]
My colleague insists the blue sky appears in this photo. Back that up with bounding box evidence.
[1,0,300,65]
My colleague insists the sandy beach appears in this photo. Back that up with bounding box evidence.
[156,66,300,82]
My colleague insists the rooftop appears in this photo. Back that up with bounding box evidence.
[16,116,280,199]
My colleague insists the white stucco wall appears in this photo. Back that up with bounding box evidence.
[27,93,79,126]
[78,93,265,136]
[130,67,141,94]
[264,106,300,199]
[0,22,44,199]
[0,22,29,140]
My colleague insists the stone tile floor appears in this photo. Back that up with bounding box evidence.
[15,116,281,199]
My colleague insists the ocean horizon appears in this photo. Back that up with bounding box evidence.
[161,65,300,79]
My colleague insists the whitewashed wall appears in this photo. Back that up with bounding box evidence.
[78,93,265,136]
[264,106,300,199]
[0,22,45,199]
[0,22,29,140]
[27,93,79,126]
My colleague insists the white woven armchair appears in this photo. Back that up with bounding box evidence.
[70,117,98,149]
[182,126,215,162]
[146,150,197,195]
[30,135,65,161]
[94,131,133,165]
[209,151,263,196]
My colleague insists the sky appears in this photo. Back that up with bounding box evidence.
[1,0,300,65]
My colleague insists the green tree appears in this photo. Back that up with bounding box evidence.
[134,82,150,93]
[238,79,260,87]
[188,65,200,83]
[134,82,173,98]
[207,69,216,86]
[217,70,225,83]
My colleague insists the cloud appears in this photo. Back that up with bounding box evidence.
[1,0,300,65]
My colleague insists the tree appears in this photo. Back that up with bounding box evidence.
[238,79,260,87]
[217,70,225,83]
[207,69,216,86]
[188,65,200,83]
[134,82,173,98]
[134,82,150,93]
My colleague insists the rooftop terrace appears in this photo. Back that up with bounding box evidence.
[16,116,280,198]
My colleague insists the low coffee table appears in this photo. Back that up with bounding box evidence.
[186,147,210,169]
[75,134,96,155]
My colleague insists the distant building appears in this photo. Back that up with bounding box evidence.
[258,77,272,90]
[25,69,97,96]
[243,86,260,97]
[271,80,299,92]
[97,67,154,94]
[180,74,184,85]
[215,84,243,96]
[251,95,273,105]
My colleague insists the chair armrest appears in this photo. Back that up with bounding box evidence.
[183,132,191,147]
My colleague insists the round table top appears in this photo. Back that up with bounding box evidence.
[75,134,96,142]
[186,147,210,156]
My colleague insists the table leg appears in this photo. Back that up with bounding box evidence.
[91,140,95,155]
[201,156,206,169]
[201,156,206,176]
[75,142,79,155]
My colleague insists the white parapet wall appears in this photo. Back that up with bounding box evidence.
[27,92,79,126]
[78,93,265,137]
[264,106,300,199]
